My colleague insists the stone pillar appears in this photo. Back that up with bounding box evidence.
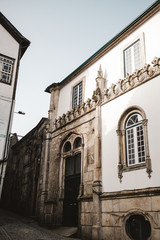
[92,104,102,240]
[38,124,50,224]
[48,86,60,128]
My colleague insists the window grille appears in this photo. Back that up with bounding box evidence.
[0,55,14,84]
[72,81,82,108]
[125,113,145,166]
[124,39,141,76]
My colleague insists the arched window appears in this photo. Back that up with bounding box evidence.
[63,141,71,152]
[116,106,152,181]
[125,113,145,166]
[73,137,82,149]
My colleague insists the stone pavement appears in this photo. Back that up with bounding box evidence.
[0,208,80,240]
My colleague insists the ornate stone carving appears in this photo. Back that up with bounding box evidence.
[51,57,160,131]
[92,180,102,195]
[146,156,152,178]
[116,129,125,136]
[118,163,123,182]
[142,119,148,126]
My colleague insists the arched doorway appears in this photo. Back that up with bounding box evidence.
[126,214,151,240]
[62,136,82,226]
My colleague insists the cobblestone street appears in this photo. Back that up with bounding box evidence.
[0,208,80,240]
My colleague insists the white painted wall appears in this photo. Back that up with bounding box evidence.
[57,11,160,118]
[101,75,160,192]
[0,24,19,98]
[0,24,19,160]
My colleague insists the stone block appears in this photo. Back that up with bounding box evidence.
[84,171,93,182]
[152,196,160,211]
[151,212,160,228]
[92,225,101,240]
[113,199,120,212]
[81,213,92,225]
[102,227,115,240]
[84,183,92,195]
[102,213,122,227]
[152,229,160,239]
[114,227,122,240]
[101,199,112,212]
[119,197,151,212]
[81,201,93,213]
[81,225,92,239]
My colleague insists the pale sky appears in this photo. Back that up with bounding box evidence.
[1,0,156,137]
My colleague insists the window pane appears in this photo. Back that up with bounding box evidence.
[124,39,141,77]
[73,137,82,149]
[75,153,81,174]
[63,141,71,152]
[136,125,145,163]
[65,157,74,176]
[72,82,82,108]
[0,56,14,84]
[126,129,135,165]
[134,40,141,70]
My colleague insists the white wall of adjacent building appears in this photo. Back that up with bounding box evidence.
[0,24,19,160]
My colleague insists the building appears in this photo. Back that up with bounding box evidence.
[2,1,160,239]
[0,12,30,197]
[1,118,48,216]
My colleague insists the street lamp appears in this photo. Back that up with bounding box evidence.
[14,111,25,115]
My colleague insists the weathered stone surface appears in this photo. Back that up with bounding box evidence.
[151,212,160,229]
[152,229,160,239]
[81,201,93,213]
[102,213,122,227]
[102,227,115,240]
[152,196,160,211]
[113,199,120,212]
[81,225,92,239]
[119,197,151,212]
[101,200,113,212]
[81,213,92,225]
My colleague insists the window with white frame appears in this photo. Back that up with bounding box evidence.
[125,113,145,166]
[72,81,83,108]
[116,106,152,181]
[124,39,141,77]
[0,55,14,84]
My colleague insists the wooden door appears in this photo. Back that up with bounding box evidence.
[63,153,81,226]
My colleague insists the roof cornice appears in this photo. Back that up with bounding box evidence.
[45,0,160,93]
[0,12,30,58]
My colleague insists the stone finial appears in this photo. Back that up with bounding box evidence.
[96,64,105,91]
[97,64,103,78]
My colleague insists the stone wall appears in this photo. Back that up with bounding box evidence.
[1,118,48,217]
[101,188,160,239]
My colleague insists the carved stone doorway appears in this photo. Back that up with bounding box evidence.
[63,153,81,226]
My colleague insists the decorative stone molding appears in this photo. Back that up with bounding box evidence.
[102,57,160,104]
[52,57,160,131]
[92,180,102,195]
[117,106,152,181]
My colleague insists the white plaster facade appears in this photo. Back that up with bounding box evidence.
[0,13,30,197]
